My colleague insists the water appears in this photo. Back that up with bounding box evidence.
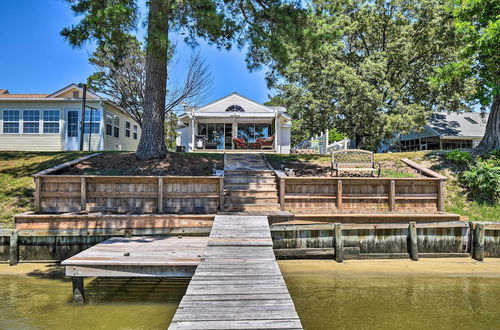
[1,262,500,329]
[0,274,188,329]
[280,260,500,330]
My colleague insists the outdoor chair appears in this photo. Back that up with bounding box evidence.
[331,149,381,177]
[256,135,275,149]
[233,138,248,149]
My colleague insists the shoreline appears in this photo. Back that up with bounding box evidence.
[2,258,500,277]
[278,258,500,277]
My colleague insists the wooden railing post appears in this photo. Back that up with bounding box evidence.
[219,176,225,212]
[437,180,445,212]
[408,222,418,261]
[334,223,343,262]
[158,177,164,213]
[34,176,42,212]
[473,223,485,261]
[336,180,343,210]
[388,180,395,212]
[9,230,18,266]
[80,177,86,212]
[279,177,286,211]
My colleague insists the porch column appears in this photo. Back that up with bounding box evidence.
[274,114,280,153]
[190,116,195,152]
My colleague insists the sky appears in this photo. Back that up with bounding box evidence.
[0,0,272,104]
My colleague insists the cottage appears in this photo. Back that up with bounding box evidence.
[397,112,489,151]
[176,93,291,153]
[0,83,141,151]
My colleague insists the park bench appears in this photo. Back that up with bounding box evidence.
[331,149,381,177]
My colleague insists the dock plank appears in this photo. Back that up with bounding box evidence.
[169,215,302,329]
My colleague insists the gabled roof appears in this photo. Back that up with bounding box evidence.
[0,83,100,99]
[195,92,277,113]
[401,111,489,140]
[428,112,489,138]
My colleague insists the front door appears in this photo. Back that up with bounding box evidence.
[65,110,80,151]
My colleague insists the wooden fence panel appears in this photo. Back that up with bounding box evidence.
[38,176,222,214]
[283,178,443,213]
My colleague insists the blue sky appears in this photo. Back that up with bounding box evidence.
[0,0,271,104]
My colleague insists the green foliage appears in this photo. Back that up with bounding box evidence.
[445,150,472,166]
[328,128,347,143]
[459,160,500,203]
[256,0,472,150]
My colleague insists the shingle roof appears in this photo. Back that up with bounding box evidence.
[428,112,489,138]
[0,93,49,98]
[0,89,8,94]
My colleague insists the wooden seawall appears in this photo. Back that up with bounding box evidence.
[169,215,302,329]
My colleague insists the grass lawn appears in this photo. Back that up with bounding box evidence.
[0,151,93,228]
[266,151,499,222]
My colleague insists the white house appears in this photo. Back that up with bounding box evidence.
[176,93,292,153]
[0,83,141,151]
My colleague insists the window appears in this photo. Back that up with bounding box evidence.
[105,114,113,136]
[133,125,138,139]
[113,116,120,138]
[3,110,20,133]
[23,110,40,134]
[125,121,131,137]
[83,110,101,134]
[225,105,244,112]
[43,110,60,133]
[73,91,79,98]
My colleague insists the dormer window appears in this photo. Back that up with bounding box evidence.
[226,105,244,112]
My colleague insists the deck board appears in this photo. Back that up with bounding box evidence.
[169,215,302,329]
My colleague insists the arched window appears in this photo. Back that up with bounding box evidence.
[225,105,244,112]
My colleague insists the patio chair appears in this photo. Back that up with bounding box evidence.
[257,135,275,149]
[233,137,248,149]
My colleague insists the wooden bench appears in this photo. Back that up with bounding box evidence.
[331,149,381,177]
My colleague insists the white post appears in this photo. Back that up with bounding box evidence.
[190,116,195,152]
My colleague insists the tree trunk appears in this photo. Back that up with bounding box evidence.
[136,0,170,160]
[474,94,500,154]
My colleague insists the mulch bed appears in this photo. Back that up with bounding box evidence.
[267,158,423,177]
[60,152,223,176]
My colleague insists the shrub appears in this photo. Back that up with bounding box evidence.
[445,150,472,166]
[459,160,500,203]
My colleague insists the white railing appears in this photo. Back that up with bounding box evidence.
[293,131,350,154]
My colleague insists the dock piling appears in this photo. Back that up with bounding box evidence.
[473,223,485,261]
[334,223,343,263]
[408,222,418,261]
[72,277,85,303]
[9,230,18,266]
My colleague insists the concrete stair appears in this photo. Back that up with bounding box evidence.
[224,170,280,212]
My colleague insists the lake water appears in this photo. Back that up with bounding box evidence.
[1,261,500,329]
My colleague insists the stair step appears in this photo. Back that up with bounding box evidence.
[225,176,277,184]
[225,170,275,176]
[225,190,278,197]
[225,183,277,190]
[223,204,281,212]
[225,196,279,204]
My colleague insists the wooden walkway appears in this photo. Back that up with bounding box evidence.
[169,215,302,329]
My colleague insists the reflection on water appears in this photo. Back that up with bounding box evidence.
[280,261,500,330]
[1,261,500,330]
[0,275,188,330]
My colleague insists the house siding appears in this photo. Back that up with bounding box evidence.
[103,104,141,151]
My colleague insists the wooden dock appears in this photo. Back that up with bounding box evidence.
[169,215,302,329]
[62,236,208,302]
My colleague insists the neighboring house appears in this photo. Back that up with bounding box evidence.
[176,93,292,153]
[396,112,489,151]
[0,83,141,151]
